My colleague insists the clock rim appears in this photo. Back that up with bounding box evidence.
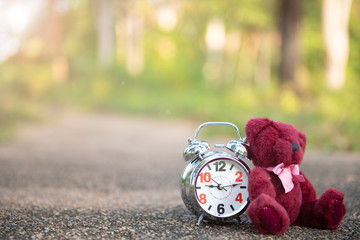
[194,157,250,219]
[181,151,250,222]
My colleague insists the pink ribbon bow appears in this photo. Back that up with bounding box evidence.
[266,163,305,193]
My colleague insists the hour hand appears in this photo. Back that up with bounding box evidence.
[205,184,228,191]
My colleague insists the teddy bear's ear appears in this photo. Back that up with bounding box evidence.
[245,118,273,144]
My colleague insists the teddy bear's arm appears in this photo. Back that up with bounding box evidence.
[299,171,317,203]
[248,167,276,200]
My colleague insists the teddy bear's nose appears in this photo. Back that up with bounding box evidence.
[291,142,299,152]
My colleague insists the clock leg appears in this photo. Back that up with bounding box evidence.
[236,216,243,224]
[196,213,204,226]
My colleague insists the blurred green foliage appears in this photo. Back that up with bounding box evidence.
[0,0,360,151]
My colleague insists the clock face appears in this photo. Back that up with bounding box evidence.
[194,158,249,218]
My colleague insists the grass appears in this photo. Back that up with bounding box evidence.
[0,60,359,152]
[43,71,360,152]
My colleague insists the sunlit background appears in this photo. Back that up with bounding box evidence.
[0,0,359,150]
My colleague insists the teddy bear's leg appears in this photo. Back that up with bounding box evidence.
[314,188,346,229]
[247,193,290,234]
[296,188,345,229]
[294,201,316,227]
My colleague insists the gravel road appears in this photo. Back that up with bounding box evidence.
[0,112,359,239]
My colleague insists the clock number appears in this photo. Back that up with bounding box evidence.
[235,193,243,203]
[199,172,211,183]
[217,204,225,214]
[199,194,207,204]
[214,161,226,172]
[235,171,243,182]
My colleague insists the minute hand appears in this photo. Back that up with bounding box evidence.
[223,183,243,187]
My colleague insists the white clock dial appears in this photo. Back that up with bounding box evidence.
[194,158,249,218]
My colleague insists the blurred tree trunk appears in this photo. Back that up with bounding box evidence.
[322,0,352,90]
[125,11,144,76]
[45,0,69,83]
[95,0,115,65]
[278,0,303,88]
[113,1,144,75]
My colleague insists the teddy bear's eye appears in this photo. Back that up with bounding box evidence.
[291,142,299,152]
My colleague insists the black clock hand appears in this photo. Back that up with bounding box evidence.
[211,178,220,186]
[223,183,243,188]
[210,177,227,192]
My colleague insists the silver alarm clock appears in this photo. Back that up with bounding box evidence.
[180,122,251,225]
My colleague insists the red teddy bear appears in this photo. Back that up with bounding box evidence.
[245,118,346,234]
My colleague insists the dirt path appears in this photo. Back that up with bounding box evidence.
[0,112,359,239]
[0,112,196,209]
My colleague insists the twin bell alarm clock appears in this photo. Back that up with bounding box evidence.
[180,122,251,225]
